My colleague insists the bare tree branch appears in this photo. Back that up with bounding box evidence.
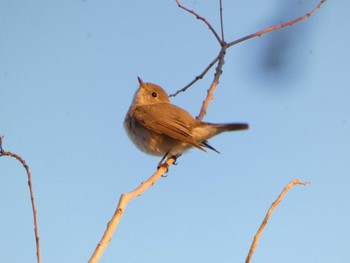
[175,0,222,44]
[219,0,225,42]
[170,0,228,99]
[228,0,327,48]
[169,55,220,97]
[0,135,41,263]
[88,157,176,263]
[245,179,311,263]
[173,0,327,114]
[197,46,226,121]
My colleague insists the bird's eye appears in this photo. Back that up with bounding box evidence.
[151,92,158,98]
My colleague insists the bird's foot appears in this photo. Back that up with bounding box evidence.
[157,155,180,177]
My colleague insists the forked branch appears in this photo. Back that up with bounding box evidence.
[172,0,327,121]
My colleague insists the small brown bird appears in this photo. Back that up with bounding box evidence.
[124,78,248,165]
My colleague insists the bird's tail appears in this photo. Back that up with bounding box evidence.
[195,122,248,153]
[208,122,249,134]
[196,122,249,139]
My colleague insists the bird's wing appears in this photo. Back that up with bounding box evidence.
[132,103,205,151]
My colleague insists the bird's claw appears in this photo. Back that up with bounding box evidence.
[157,162,169,176]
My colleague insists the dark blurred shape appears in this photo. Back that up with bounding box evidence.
[263,31,291,71]
[252,0,316,90]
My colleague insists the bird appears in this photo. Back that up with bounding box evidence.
[124,77,248,167]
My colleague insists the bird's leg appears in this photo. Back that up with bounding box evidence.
[157,152,169,172]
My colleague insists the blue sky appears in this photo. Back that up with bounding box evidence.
[1,1,349,262]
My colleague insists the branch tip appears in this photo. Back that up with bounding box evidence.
[245,179,310,263]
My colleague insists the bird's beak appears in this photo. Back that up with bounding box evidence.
[137,76,144,86]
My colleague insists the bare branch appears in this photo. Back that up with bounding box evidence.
[174,0,326,98]
[88,157,176,263]
[219,0,225,42]
[228,0,327,48]
[245,179,311,263]
[169,55,220,97]
[196,46,226,121]
[0,136,41,263]
[175,0,222,44]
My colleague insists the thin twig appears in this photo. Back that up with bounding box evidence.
[245,179,311,263]
[175,0,222,44]
[88,157,176,263]
[219,0,225,42]
[170,55,220,97]
[0,136,41,263]
[228,0,327,48]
